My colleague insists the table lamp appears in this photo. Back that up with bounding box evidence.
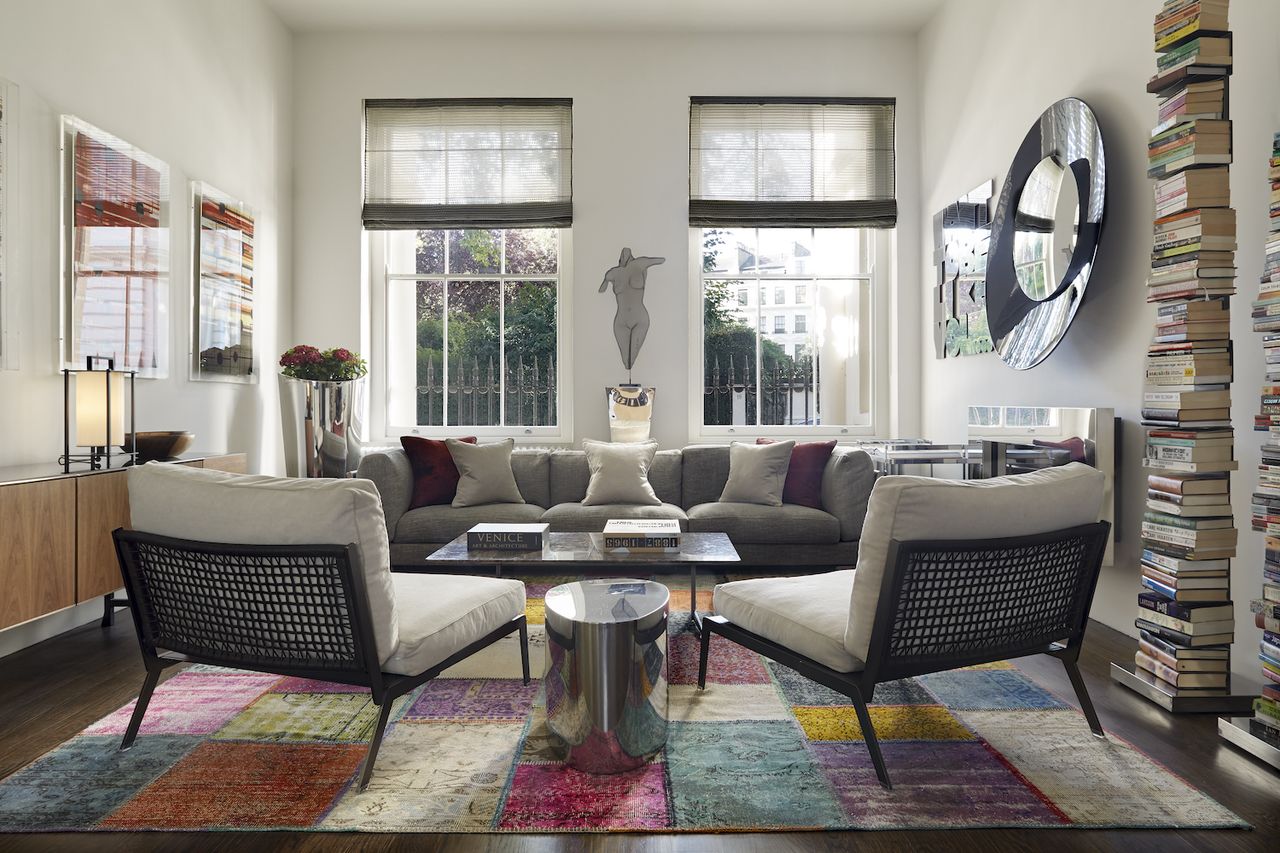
[62,356,136,472]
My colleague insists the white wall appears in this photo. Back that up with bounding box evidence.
[918,0,1280,675]
[292,32,922,449]
[0,0,293,655]
[0,0,293,474]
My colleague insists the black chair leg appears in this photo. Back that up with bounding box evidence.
[848,687,892,789]
[357,699,394,793]
[697,621,713,689]
[120,666,161,751]
[518,617,531,686]
[1059,655,1105,738]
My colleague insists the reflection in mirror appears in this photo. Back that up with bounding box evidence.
[1013,157,1080,302]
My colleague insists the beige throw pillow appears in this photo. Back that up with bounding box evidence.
[448,438,525,507]
[581,439,662,506]
[719,440,795,506]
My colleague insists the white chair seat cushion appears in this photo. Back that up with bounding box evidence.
[383,573,526,676]
[127,462,400,665]
[713,570,862,673]
[846,462,1104,663]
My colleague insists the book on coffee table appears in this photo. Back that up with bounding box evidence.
[602,519,682,553]
[466,523,549,552]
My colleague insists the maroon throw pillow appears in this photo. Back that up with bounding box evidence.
[1032,436,1088,463]
[756,438,837,509]
[400,436,477,509]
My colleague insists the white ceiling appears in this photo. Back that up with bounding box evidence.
[263,0,946,35]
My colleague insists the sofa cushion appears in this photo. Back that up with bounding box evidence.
[681,445,731,508]
[383,573,525,676]
[549,449,681,505]
[449,439,524,507]
[541,502,688,533]
[720,440,794,506]
[395,502,547,543]
[401,435,475,508]
[713,571,861,672]
[845,462,1105,664]
[687,502,839,545]
[582,439,661,506]
[511,450,551,508]
[757,438,837,509]
[355,448,415,536]
[823,448,877,542]
[127,463,400,666]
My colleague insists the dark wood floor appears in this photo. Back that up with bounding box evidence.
[0,617,1275,853]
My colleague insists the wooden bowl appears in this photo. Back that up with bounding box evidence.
[126,431,195,462]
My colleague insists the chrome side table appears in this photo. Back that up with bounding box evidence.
[543,578,669,773]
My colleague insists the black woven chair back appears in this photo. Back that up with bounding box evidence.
[869,522,1110,681]
[113,529,378,679]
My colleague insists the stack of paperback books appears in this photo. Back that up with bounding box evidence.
[1118,0,1245,710]
[1244,131,1280,752]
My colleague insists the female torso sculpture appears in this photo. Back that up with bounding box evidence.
[599,248,665,376]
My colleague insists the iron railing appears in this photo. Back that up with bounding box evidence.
[416,355,557,427]
[703,355,820,426]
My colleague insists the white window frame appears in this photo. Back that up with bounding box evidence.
[965,405,1062,437]
[688,227,891,441]
[367,228,574,444]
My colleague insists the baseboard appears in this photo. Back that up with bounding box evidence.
[0,598,111,659]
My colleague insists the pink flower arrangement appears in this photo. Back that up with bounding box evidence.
[279,345,367,381]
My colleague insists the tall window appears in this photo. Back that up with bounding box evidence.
[690,98,895,434]
[364,98,571,436]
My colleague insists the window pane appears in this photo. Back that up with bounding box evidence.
[414,280,445,426]
[504,228,558,275]
[447,229,501,274]
[504,281,557,426]
[701,227,756,275]
[703,275,758,427]
[755,228,813,276]
[446,281,500,426]
[416,230,445,275]
[811,228,861,275]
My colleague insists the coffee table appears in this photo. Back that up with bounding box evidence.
[425,531,739,633]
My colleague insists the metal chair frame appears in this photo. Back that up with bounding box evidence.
[698,521,1111,789]
[112,528,529,792]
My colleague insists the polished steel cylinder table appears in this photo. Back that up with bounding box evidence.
[543,578,669,773]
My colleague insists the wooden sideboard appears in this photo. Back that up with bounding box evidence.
[0,453,247,632]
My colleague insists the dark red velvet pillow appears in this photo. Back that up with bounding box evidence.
[401,436,477,509]
[756,438,837,509]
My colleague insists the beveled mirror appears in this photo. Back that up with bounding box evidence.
[985,98,1105,369]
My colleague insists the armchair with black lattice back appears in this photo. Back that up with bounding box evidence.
[113,462,529,792]
[696,462,1109,789]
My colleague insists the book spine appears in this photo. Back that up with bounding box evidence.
[466,533,543,551]
[602,535,682,550]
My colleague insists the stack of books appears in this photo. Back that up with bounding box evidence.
[1119,0,1243,710]
[602,519,682,553]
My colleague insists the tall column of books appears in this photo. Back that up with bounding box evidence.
[1110,0,1255,713]
[1220,131,1280,766]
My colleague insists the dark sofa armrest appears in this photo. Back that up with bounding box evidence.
[355,449,414,538]
[822,447,877,542]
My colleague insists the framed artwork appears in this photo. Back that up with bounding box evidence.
[60,116,170,378]
[0,77,15,369]
[191,182,256,383]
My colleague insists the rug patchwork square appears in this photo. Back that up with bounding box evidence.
[0,572,1249,833]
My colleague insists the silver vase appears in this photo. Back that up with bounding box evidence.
[279,375,364,478]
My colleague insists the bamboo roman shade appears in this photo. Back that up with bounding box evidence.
[689,97,897,228]
[363,98,572,230]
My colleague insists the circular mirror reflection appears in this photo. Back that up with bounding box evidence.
[1013,156,1081,302]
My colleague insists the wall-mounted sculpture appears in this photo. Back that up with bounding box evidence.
[933,181,995,358]
[600,247,665,382]
[984,97,1107,369]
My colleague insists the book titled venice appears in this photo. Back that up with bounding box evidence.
[466,523,549,552]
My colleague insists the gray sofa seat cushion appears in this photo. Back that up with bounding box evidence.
[687,501,839,545]
[540,502,688,533]
[511,450,551,508]
[549,449,681,505]
[395,503,547,544]
[713,570,861,672]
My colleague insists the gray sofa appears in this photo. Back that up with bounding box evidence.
[356,444,877,569]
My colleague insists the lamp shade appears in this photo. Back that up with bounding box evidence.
[75,370,125,447]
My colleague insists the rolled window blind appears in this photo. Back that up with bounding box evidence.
[689,97,896,228]
[363,98,572,230]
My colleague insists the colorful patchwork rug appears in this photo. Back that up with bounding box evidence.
[0,573,1249,832]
